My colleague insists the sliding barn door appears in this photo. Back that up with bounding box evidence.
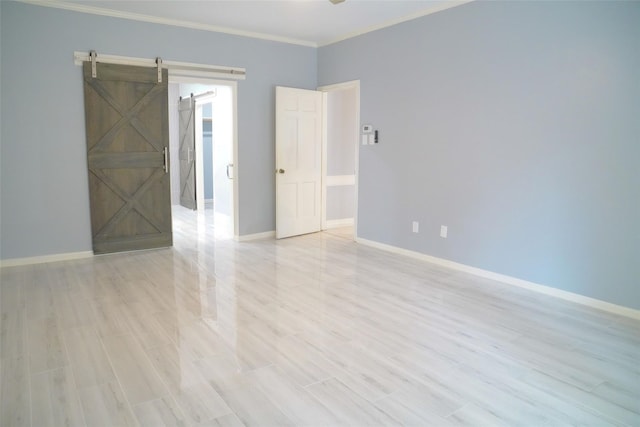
[83,62,172,254]
[178,97,197,210]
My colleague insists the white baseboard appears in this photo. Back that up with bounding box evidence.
[356,238,640,320]
[0,251,94,268]
[325,218,354,229]
[236,230,275,242]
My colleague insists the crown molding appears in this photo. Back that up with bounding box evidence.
[16,0,318,47]
[16,0,474,49]
[319,0,474,47]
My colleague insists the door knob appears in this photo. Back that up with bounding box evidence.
[276,168,285,174]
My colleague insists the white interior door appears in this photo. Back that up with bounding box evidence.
[276,86,323,239]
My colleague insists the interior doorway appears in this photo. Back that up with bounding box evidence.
[168,78,238,239]
[274,81,359,241]
[319,80,360,240]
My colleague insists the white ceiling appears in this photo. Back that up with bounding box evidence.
[27,0,470,47]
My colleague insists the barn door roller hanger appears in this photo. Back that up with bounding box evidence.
[88,50,163,83]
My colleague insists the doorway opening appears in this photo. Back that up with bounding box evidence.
[319,80,360,240]
[168,78,238,240]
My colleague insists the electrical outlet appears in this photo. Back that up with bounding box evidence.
[440,225,448,238]
[412,221,419,233]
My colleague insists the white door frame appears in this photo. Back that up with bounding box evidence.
[193,94,216,212]
[170,75,239,239]
[317,80,360,239]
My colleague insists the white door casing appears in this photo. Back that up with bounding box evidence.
[318,80,360,237]
[211,86,234,219]
[276,86,323,239]
[170,76,239,239]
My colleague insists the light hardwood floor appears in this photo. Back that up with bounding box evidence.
[1,206,639,426]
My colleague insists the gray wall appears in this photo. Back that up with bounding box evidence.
[326,89,356,176]
[0,1,316,259]
[2,1,639,311]
[319,1,640,309]
[327,186,355,222]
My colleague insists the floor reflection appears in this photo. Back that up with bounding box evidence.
[1,205,637,426]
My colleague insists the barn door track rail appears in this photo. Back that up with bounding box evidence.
[75,51,246,81]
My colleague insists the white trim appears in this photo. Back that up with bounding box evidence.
[20,0,472,48]
[318,80,362,92]
[356,238,640,321]
[236,231,275,242]
[73,51,246,81]
[326,218,354,229]
[0,251,94,268]
[326,175,355,187]
[193,93,217,104]
[354,84,360,241]
[321,92,328,231]
[169,76,227,85]
[231,83,240,241]
[25,0,316,47]
[318,80,360,241]
[319,0,475,47]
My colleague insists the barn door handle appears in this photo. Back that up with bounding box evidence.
[226,163,233,179]
[163,147,168,173]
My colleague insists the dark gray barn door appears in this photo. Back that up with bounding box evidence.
[83,62,173,254]
[178,97,197,210]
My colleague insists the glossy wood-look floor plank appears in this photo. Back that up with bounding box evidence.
[305,378,400,425]
[0,308,27,360]
[30,367,85,427]
[27,315,68,374]
[132,395,188,427]
[168,382,233,425]
[0,355,30,427]
[199,412,245,427]
[78,381,138,427]
[213,384,294,427]
[1,206,639,426]
[63,325,117,389]
[251,364,341,426]
[101,333,170,405]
